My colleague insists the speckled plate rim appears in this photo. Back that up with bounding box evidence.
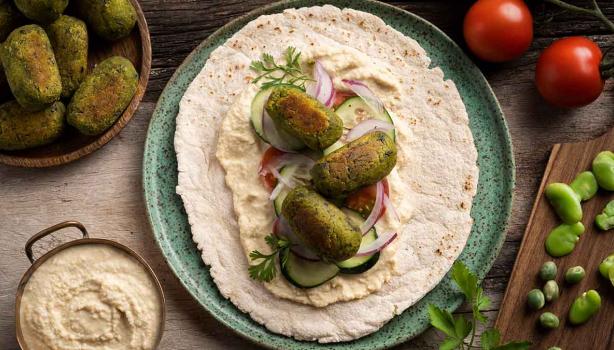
[143,1,515,349]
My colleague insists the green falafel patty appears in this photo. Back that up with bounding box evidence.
[311,131,397,197]
[46,15,89,99]
[1,25,62,111]
[266,86,343,151]
[76,0,137,41]
[13,0,68,24]
[67,56,138,136]
[281,186,362,261]
[0,100,65,150]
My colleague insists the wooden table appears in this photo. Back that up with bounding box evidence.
[1,1,613,349]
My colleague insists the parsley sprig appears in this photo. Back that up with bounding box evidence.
[428,262,530,350]
[250,47,313,90]
[248,234,290,282]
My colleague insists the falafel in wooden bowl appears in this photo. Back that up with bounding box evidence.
[0,0,151,168]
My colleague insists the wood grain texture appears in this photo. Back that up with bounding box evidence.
[0,0,152,168]
[495,131,614,349]
[0,1,613,349]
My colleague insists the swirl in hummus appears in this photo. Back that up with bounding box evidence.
[18,244,163,350]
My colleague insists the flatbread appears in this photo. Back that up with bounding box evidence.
[175,5,478,343]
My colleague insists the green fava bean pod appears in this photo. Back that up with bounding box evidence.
[570,171,598,201]
[569,290,601,325]
[592,151,614,191]
[565,266,585,284]
[539,312,560,329]
[545,222,585,257]
[595,200,614,231]
[527,289,545,310]
[539,261,557,281]
[545,183,582,224]
[599,254,614,279]
[543,280,559,302]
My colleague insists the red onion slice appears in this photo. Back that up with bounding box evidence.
[383,193,401,225]
[360,181,385,235]
[342,79,386,116]
[355,231,398,256]
[269,181,286,201]
[264,153,314,201]
[273,217,320,261]
[269,165,296,188]
[307,61,335,108]
[346,119,395,142]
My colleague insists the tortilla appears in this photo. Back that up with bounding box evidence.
[175,5,478,343]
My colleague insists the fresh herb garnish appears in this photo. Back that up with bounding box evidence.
[250,47,313,90]
[248,234,290,282]
[428,262,530,350]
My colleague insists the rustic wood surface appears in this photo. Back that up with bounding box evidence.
[495,129,614,349]
[1,1,613,349]
[0,0,152,168]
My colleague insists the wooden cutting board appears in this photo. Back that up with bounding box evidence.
[495,131,614,349]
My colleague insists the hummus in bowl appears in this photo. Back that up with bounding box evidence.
[175,4,479,343]
[16,223,165,350]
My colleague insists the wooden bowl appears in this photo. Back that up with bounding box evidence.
[0,0,151,168]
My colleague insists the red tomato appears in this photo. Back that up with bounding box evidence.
[463,0,533,62]
[345,179,390,218]
[332,90,355,108]
[259,147,286,191]
[535,37,605,108]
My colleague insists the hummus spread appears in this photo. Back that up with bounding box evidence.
[216,47,414,307]
[19,244,162,350]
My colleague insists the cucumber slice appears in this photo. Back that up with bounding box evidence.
[250,87,304,151]
[336,209,380,274]
[250,88,270,141]
[335,96,395,141]
[280,249,339,288]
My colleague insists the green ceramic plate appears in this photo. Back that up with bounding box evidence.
[143,1,514,349]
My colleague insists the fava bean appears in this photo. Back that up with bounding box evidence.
[527,289,545,310]
[595,200,614,231]
[547,347,562,350]
[592,151,614,191]
[543,280,559,302]
[570,171,598,201]
[565,266,585,284]
[545,183,582,224]
[539,312,560,329]
[599,254,614,279]
[569,290,601,325]
[545,222,585,257]
[539,261,557,281]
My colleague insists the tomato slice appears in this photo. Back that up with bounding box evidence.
[259,147,286,192]
[332,90,356,108]
[345,179,390,218]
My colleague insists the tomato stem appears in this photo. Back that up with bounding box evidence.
[545,0,614,33]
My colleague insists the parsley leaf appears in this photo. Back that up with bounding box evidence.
[428,304,457,338]
[451,261,478,300]
[440,338,462,350]
[250,47,313,90]
[481,329,501,350]
[248,234,289,282]
[429,262,529,350]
